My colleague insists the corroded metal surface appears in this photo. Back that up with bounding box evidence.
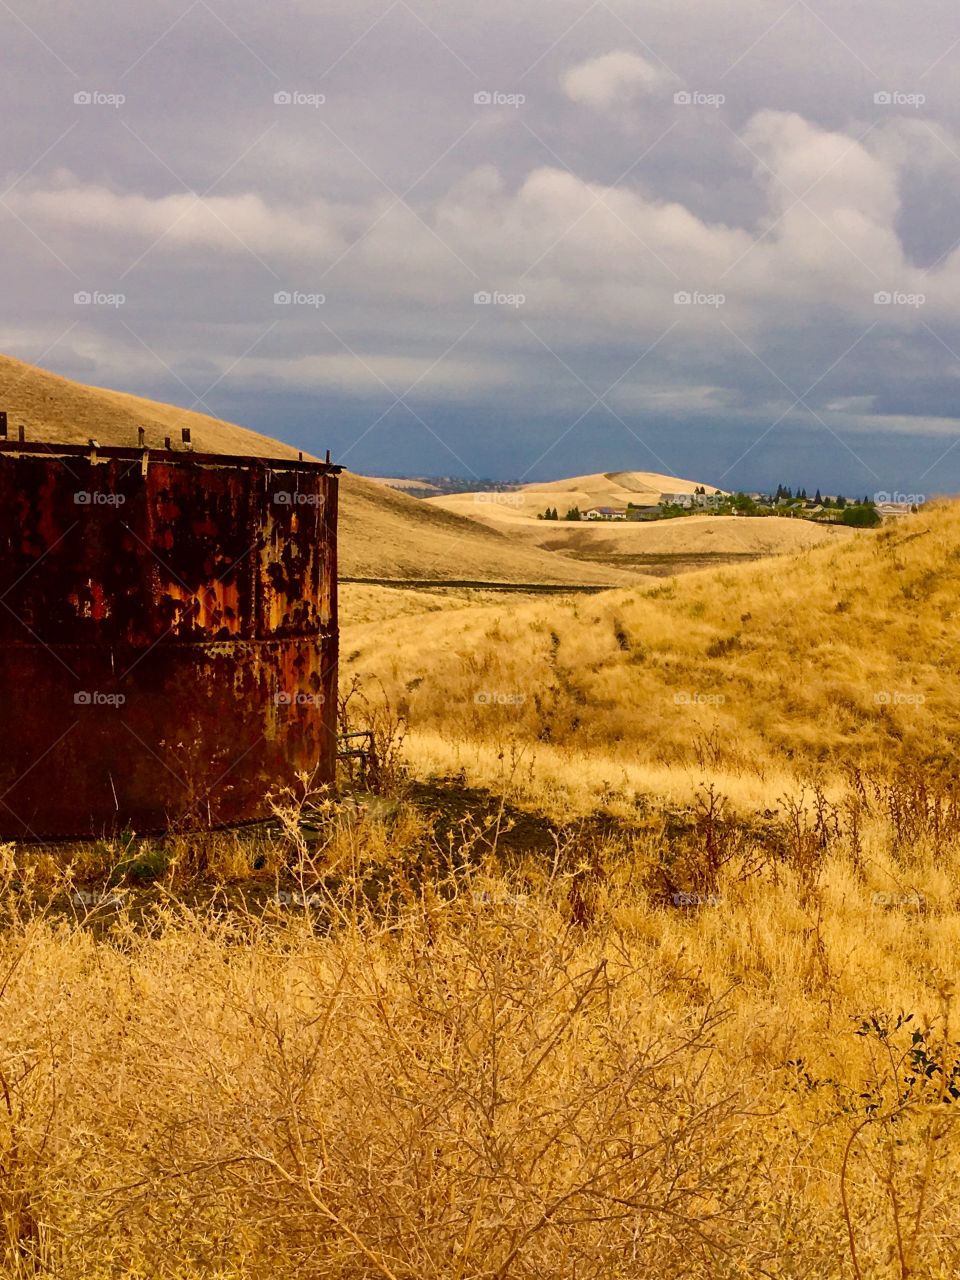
[0,442,339,839]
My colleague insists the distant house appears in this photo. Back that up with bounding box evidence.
[583,506,627,520]
[625,501,661,519]
[875,501,917,518]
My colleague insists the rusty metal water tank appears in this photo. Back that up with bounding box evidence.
[0,439,339,839]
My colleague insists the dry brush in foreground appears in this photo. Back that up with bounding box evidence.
[2,773,960,1278]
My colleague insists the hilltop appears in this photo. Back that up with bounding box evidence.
[0,351,311,458]
[0,355,633,586]
[425,468,855,572]
[425,469,714,526]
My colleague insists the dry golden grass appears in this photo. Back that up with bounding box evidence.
[337,476,635,585]
[426,469,713,526]
[5,353,837,585]
[509,511,857,560]
[340,583,547,631]
[343,501,959,811]
[425,499,855,575]
[6,359,960,1276]
[4,777,960,1277]
[424,472,854,574]
[0,352,303,459]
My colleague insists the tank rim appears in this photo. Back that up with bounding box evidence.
[0,440,341,473]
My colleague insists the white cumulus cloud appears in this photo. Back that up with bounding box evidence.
[562,50,672,110]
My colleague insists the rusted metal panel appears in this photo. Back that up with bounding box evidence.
[0,443,340,839]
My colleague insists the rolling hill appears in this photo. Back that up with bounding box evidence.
[425,470,714,527]
[425,469,855,569]
[343,498,945,807]
[523,510,857,572]
[0,355,633,586]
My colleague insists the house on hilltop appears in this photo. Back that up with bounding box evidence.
[875,501,917,518]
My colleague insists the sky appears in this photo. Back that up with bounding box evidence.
[2,0,960,497]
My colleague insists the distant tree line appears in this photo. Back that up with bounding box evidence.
[536,490,882,527]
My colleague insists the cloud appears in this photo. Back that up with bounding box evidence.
[6,179,345,260]
[742,111,900,226]
[561,51,673,110]
[6,0,960,487]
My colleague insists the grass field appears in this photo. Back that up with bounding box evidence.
[429,481,858,577]
[4,356,960,1276]
[343,500,955,814]
[5,756,960,1277]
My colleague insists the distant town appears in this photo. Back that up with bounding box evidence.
[537,486,915,527]
[370,476,923,526]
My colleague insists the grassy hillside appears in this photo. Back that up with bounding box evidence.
[460,508,857,573]
[0,353,305,458]
[9,503,960,1274]
[336,473,637,585]
[344,501,955,808]
[6,358,960,1275]
[425,468,713,526]
[426,470,855,575]
[0,355,634,585]
[532,512,856,557]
